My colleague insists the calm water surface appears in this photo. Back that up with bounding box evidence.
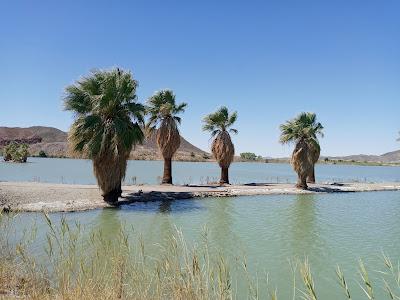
[5,191,400,299]
[2,158,400,298]
[1,157,400,184]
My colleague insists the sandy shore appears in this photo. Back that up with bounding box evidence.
[0,181,399,212]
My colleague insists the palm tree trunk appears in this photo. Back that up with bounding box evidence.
[220,167,229,185]
[296,174,308,189]
[307,167,316,183]
[162,157,173,184]
[117,182,122,197]
[103,185,120,204]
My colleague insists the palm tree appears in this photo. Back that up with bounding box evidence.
[202,106,238,185]
[146,90,187,184]
[280,112,324,189]
[64,68,145,203]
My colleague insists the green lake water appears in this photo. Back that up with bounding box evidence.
[4,191,400,299]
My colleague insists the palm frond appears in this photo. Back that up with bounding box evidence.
[229,128,238,135]
[145,89,186,130]
[202,106,238,135]
[64,85,93,114]
[174,102,187,114]
[279,112,324,145]
[65,67,145,159]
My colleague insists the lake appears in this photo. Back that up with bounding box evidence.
[4,191,400,299]
[1,157,400,184]
[1,158,400,298]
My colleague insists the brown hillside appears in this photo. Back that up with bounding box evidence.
[326,150,400,163]
[0,126,209,161]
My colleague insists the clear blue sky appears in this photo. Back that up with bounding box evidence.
[1,0,399,157]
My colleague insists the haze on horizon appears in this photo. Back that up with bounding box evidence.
[1,0,399,157]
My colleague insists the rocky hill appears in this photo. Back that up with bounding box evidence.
[0,126,209,161]
[326,150,400,163]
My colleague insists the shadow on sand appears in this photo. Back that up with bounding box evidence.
[243,183,270,187]
[183,184,220,189]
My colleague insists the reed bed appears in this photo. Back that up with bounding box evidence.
[0,213,399,299]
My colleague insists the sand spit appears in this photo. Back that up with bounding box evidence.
[0,181,399,212]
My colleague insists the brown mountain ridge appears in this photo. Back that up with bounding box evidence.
[324,151,400,164]
[0,126,209,161]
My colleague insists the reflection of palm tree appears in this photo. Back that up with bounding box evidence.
[83,210,124,262]
[158,200,172,213]
[205,197,237,252]
[156,207,175,245]
[92,209,123,238]
[141,201,175,245]
[287,194,320,258]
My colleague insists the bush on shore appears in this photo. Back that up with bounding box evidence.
[3,142,29,163]
[38,150,47,158]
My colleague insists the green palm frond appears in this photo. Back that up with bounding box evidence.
[202,106,238,136]
[145,89,187,131]
[64,68,145,158]
[279,112,324,145]
[229,128,238,135]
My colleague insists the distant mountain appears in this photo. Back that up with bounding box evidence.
[324,150,400,163]
[0,126,67,145]
[0,126,208,161]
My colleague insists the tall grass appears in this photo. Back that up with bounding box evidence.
[0,213,400,299]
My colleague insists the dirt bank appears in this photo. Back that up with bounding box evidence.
[0,181,399,212]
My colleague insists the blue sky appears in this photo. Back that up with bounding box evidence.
[1,0,399,157]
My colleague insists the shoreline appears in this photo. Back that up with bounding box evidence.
[1,181,400,213]
[5,156,400,167]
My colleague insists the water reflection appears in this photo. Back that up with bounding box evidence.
[286,193,332,274]
[287,194,318,256]
[120,199,204,213]
[158,200,172,213]
[2,191,400,300]
[205,197,238,254]
[91,209,123,240]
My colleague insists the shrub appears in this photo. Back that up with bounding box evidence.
[3,142,29,163]
[202,153,210,160]
[38,150,47,158]
[240,152,257,161]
